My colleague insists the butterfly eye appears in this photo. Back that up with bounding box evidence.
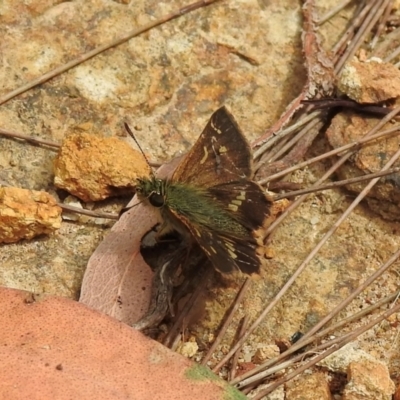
[149,192,165,208]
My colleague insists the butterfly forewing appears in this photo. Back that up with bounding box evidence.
[172,106,253,187]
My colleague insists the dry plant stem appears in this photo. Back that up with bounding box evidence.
[331,1,368,59]
[251,0,325,148]
[267,117,323,164]
[296,250,400,340]
[253,112,319,160]
[370,0,394,49]
[263,119,324,178]
[251,302,400,399]
[252,301,400,396]
[170,333,182,352]
[259,132,293,164]
[265,152,349,236]
[294,244,400,345]
[372,25,400,58]
[201,278,251,366]
[255,0,383,162]
[234,290,400,388]
[0,0,220,106]
[249,155,400,390]
[162,269,211,348]
[251,92,306,147]
[266,104,400,236]
[229,315,250,381]
[0,127,162,168]
[273,166,400,201]
[0,128,60,148]
[213,106,400,373]
[249,346,340,400]
[335,0,386,74]
[253,2,390,170]
[384,42,400,63]
[274,113,400,345]
[241,384,256,396]
[233,259,400,388]
[58,203,119,220]
[259,124,400,184]
[317,0,354,25]
[332,0,373,62]
[302,0,335,94]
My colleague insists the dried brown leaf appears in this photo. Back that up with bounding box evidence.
[79,159,179,325]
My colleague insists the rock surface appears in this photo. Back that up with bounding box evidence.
[343,360,395,400]
[338,59,400,103]
[54,132,151,201]
[0,187,61,243]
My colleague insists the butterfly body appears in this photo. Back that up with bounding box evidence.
[136,107,271,274]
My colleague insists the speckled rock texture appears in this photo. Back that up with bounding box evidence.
[338,59,400,103]
[326,112,400,219]
[1,0,400,397]
[54,132,151,201]
[0,187,61,243]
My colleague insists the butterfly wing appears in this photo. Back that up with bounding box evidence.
[172,106,253,186]
[166,180,271,274]
[163,107,272,274]
[208,180,269,231]
[188,228,261,275]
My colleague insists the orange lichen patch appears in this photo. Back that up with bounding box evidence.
[0,287,245,400]
[54,133,151,202]
[0,187,61,243]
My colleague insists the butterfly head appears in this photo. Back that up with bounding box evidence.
[136,177,167,208]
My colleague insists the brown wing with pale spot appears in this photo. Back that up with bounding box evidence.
[208,181,270,232]
[167,181,271,274]
[164,107,271,275]
[187,223,261,275]
[172,107,253,187]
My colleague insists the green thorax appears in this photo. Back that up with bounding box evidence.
[136,177,247,237]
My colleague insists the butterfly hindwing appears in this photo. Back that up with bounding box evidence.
[165,180,270,274]
[172,106,253,187]
[208,180,270,232]
[185,223,261,275]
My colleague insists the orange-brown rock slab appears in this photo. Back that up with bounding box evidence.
[0,287,245,400]
[0,187,61,243]
[342,360,395,400]
[285,372,332,400]
[338,59,400,103]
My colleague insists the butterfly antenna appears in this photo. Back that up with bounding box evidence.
[124,122,153,172]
